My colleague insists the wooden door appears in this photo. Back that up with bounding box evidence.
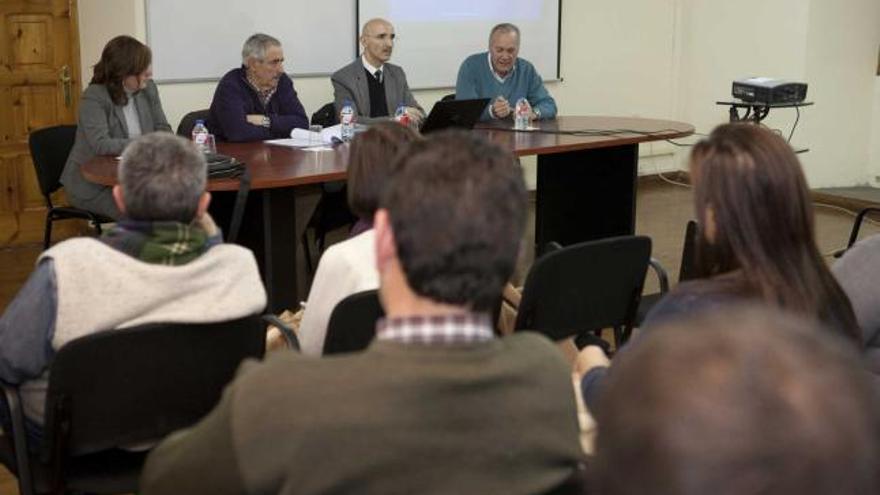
[0,0,82,246]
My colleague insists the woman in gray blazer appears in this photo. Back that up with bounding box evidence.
[61,35,172,219]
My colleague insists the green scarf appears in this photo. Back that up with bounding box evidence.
[101,220,214,266]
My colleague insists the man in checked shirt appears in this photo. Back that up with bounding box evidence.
[141,130,585,495]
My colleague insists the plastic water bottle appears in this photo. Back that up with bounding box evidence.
[192,119,209,152]
[514,98,531,131]
[394,104,411,128]
[340,100,355,142]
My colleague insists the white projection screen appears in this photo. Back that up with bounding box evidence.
[146,0,358,82]
[357,0,561,89]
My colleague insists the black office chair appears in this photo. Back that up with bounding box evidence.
[833,207,880,257]
[176,109,212,137]
[515,236,652,348]
[323,290,385,355]
[440,93,456,102]
[634,220,699,325]
[28,125,114,250]
[0,314,265,495]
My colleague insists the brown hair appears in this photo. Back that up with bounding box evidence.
[347,122,420,221]
[594,307,880,495]
[380,130,527,311]
[91,35,152,106]
[689,123,860,343]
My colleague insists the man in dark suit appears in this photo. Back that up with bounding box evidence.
[331,18,424,125]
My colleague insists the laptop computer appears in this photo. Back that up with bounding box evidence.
[420,98,491,134]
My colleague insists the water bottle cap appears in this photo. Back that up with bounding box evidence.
[195,119,205,124]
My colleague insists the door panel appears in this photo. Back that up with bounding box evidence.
[0,0,82,246]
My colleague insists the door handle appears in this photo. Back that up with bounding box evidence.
[59,65,72,108]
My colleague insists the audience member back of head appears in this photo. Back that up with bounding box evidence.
[593,306,880,495]
[139,129,585,495]
[645,123,860,345]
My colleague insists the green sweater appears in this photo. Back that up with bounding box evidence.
[140,333,584,495]
[455,52,558,121]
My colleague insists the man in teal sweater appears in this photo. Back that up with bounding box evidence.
[456,23,557,121]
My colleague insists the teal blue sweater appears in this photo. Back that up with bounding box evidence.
[455,52,557,121]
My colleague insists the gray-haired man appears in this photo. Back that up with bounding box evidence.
[0,133,266,444]
[209,33,309,142]
[455,23,557,121]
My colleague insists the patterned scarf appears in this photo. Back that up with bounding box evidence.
[101,220,213,266]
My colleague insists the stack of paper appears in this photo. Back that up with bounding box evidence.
[265,124,343,148]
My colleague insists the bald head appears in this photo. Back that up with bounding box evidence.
[594,306,880,495]
[361,18,392,37]
[360,18,395,67]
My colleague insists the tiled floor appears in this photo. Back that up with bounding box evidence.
[0,179,877,491]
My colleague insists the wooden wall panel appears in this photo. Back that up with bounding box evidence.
[0,0,81,247]
[9,14,53,68]
[12,85,58,138]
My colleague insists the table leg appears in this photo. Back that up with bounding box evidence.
[535,144,638,253]
[211,185,320,313]
[261,186,320,313]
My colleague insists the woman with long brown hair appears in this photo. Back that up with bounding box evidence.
[61,35,172,219]
[650,123,860,342]
[578,123,861,410]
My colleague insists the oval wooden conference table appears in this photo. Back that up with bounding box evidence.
[82,116,693,312]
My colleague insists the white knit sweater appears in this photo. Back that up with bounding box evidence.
[20,237,267,423]
[298,230,378,356]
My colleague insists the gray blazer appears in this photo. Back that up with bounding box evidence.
[331,58,423,123]
[61,80,172,202]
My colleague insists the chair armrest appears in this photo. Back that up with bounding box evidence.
[648,257,670,294]
[846,207,880,251]
[1,381,35,495]
[262,314,300,351]
[539,241,564,259]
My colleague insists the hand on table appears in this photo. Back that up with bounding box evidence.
[492,97,511,119]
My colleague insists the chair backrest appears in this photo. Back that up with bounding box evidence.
[42,314,265,457]
[28,125,78,198]
[678,220,699,282]
[323,289,384,355]
[311,102,339,127]
[176,109,212,137]
[514,236,652,340]
[440,93,456,102]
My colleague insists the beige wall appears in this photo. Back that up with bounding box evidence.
[676,0,810,150]
[77,0,880,187]
[800,0,880,187]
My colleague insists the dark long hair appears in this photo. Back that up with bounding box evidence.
[690,123,861,344]
[91,35,152,106]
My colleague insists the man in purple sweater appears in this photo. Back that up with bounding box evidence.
[209,33,309,142]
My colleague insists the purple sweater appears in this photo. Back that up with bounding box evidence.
[209,67,309,142]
